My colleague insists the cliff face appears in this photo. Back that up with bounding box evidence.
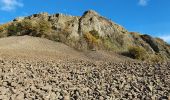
[0,10,170,60]
[21,10,128,38]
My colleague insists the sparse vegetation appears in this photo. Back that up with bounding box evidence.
[0,26,4,32]
[7,23,19,36]
[128,46,148,60]
[7,19,35,36]
[102,37,115,50]
[0,24,9,37]
[57,31,69,43]
[0,24,9,31]
[122,46,167,62]
[7,19,52,37]
[89,30,100,39]
[83,30,101,50]
[115,34,124,46]
[35,20,52,37]
[149,53,165,63]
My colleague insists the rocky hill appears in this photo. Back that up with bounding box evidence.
[0,10,170,61]
[0,10,170,100]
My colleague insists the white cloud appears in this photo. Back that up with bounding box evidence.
[160,35,170,43]
[138,0,149,6]
[0,0,23,11]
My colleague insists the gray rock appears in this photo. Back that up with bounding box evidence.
[15,92,24,100]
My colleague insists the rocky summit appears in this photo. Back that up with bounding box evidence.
[0,10,170,100]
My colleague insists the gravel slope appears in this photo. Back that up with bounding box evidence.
[0,36,169,100]
[0,36,128,62]
[0,36,86,60]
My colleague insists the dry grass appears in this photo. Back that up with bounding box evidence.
[83,32,100,49]
[128,46,148,60]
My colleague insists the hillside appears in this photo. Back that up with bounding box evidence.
[0,36,130,63]
[0,10,169,100]
[0,36,168,100]
[0,10,170,61]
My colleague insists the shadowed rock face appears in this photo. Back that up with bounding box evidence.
[141,34,160,53]
[1,10,170,59]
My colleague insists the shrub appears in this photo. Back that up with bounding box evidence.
[115,34,124,46]
[84,32,97,43]
[0,24,9,30]
[89,30,100,39]
[7,23,19,36]
[7,19,51,37]
[20,19,36,34]
[7,19,36,36]
[102,37,115,50]
[0,24,10,37]
[149,54,165,63]
[18,19,38,36]
[83,32,99,49]
[36,20,51,37]
[128,46,148,60]
[0,26,4,32]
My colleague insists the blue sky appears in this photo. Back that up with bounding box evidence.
[0,0,170,42]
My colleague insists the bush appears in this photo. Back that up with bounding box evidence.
[7,19,51,37]
[115,34,124,46]
[7,19,36,36]
[0,24,10,37]
[128,46,148,60]
[0,24,9,31]
[7,23,20,36]
[35,20,51,37]
[89,30,100,39]
[0,25,4,32]
[20,19,36,35]
[83,32,99,50]
[149,54,165,63]
[101,37,115,50]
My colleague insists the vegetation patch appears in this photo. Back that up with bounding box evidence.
[127,46,148,60]
[83,31,100,50]
[83,30,101,50]
[0,26,4,32]
[101,37,116,50]
[7,19,52,37]
[148,53,165,63]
